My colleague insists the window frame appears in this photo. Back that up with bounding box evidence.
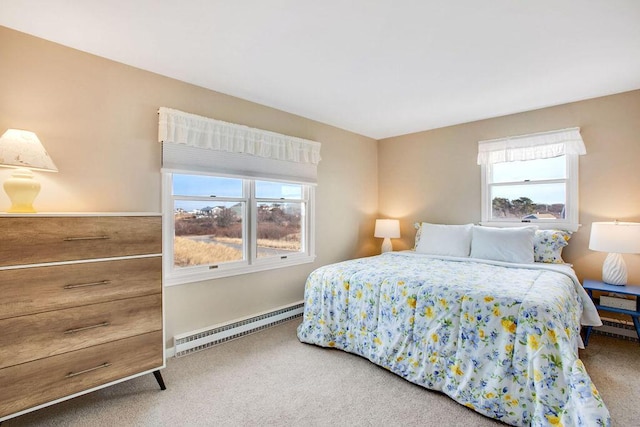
[162,171,315,286]
[480,153,580,231]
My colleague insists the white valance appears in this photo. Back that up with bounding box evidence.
[158,107,321,184]
[477,127,586,165]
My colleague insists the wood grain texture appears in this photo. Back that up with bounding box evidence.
[0,216,161,267]
[0,294,162,369]
[0,331,163,418]
[0,257,161,320]
[0,214,164,421]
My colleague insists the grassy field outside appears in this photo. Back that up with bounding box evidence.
[174,236,242,266]
[174,208,301,266]
[174,234,301,267]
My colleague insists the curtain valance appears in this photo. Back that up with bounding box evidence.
[158,107,321,184]
[477,127,586,165]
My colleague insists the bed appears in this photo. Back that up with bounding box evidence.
[297,225,610,426]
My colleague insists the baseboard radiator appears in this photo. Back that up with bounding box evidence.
[173,301,305,357]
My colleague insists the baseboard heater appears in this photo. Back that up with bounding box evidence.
[173,301,305,357]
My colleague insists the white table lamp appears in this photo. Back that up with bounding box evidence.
[374,219,400,253]
[0,129,58,213]
[589,221,640,285]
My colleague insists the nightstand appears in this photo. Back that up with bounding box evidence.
[582,279,640,345]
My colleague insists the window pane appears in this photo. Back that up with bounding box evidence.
[255,180,302,199]
[174,200,244,267]
[490,183,566,220]
[491,156,566,183]
[256,202,303,258]
[173,174,242,197]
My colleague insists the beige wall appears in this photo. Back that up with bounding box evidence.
[0,26,379,347]
[379,89,640,284]
[4,24,640,348]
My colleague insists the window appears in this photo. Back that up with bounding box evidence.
[255,180,307,259]
[158,107,320,285]
[478,128,586,231]
[164,172,314,285]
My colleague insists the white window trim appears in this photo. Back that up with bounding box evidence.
[478,127,585,232]
[162,171,316,286]
[158,108,321,286]
[480,153,580,232]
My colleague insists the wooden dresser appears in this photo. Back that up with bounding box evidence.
[0,213,165,421]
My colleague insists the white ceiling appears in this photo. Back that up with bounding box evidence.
[1,1,640,139]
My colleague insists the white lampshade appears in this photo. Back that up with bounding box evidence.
[374,219,401,238]
[375,219,400,253]
[589,221,640,285]
[0,129,58,213]
[0,129,58,172]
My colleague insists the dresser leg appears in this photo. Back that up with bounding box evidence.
[153,370,167,390]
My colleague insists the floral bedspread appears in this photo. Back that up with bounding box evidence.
[297,252,610,426]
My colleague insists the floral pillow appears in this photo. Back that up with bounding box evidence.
[414,222,423,250]
[533,229,572,263]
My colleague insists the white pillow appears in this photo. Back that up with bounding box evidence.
[470,226,537,264]
[415,223,473,257]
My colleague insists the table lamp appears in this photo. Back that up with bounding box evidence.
[589,221,640,285]
[0,129,58,213]
[374,219,400,253]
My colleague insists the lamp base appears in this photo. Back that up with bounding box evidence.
[3,168,40,213]
[381,237,393,253]
[602,252,627,285]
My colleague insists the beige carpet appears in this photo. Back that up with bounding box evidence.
[5,320,638,426]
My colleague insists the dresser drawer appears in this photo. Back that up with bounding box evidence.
[0,294,162,369]
[0,216,161,267]
[0,331,163,418]
[0,257,161,320]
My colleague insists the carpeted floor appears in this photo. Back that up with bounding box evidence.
[4,320,638,426]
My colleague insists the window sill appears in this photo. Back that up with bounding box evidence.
[163,254,316,286]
